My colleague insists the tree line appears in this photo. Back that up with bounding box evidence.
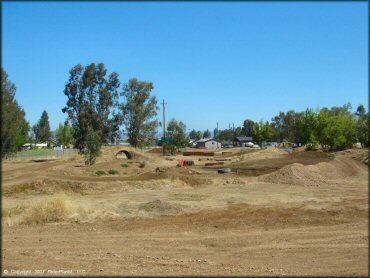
[1,65,369,163]
[215,103,369,151]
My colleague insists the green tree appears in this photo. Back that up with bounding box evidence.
[260,121,274,142]
[315,105,357,151]
[203,129,211,138]
[62,63,120,163]
[1,68,30,157]
[242,119,255,137]
[16,120,30,149]
[196,131,203,140]
[218,129,233,142]
[56,122,75,147]
[355,104,369,148]
[120,78,159,148]
[166,118,188,153]
[189,129,198,140]
[35,110,51,143]
[271,112,285,142]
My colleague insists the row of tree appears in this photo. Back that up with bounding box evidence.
[188,129,211,141]
[214,103,369,151]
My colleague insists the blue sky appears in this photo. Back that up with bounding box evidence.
[2,2,368,134]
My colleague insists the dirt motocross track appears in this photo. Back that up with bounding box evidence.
[2,147,369,276]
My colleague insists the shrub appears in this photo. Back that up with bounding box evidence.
[108,169,119,175]
[121,163,129,167]
[96,170,106,176]
[22,196,71,224]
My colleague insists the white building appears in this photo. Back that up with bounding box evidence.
[196,138,222,149]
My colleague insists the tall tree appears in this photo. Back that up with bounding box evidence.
[189,129,198,140]
[196,131,203,140]
[36,110,51,142]
[62,63,120,164]
[166,118,188,153]
[203,129,211,138]
[120,78,159,148]
[271,112,285,142]
[1,68,30,157]
[242,119,255,137]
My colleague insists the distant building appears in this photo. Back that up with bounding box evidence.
[35,143,48,149]
[189,139,197,147]
[234,136,253,147]
[196,138,222,149]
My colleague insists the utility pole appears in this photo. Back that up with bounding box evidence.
[162,99,167,156]
[217,122,219,149]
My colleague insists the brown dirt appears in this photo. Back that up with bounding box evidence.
[2,147,368,276]
[260,156,367,186]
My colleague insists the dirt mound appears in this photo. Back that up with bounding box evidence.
[335,148,369,165]
[97,146,152,163]
[260,156,367,186]
[260,163,328,186]
[316,157,367,179]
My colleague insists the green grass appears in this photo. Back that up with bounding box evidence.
[96,170,106,176]
[108,169,119,175]
[15,148,53,158]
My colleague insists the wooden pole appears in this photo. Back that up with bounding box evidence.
[162,99,166,155]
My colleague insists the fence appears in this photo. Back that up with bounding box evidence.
[4,148,79,161]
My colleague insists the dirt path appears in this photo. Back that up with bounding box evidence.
[3,212,368,276]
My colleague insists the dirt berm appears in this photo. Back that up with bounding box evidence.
[260,156,367,186]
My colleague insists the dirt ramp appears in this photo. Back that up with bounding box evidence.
[260,163,328,186]
[316,157,367,179]
[260,156,367,186]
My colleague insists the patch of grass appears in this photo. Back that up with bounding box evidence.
[96,170,106,176]
[22,196,71,224]
[2,205,26,217]
[2,182,48,197]
[139,160,147,168]
[15,148,53,158]
[121,163,129,168]
[108,169,119,175]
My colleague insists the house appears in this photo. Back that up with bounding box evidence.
[196,138,222,149]
[234,136,253,147]
[35,143,48,149]
[189,139,197,148]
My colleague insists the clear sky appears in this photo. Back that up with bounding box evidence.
[2,2,368,134]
